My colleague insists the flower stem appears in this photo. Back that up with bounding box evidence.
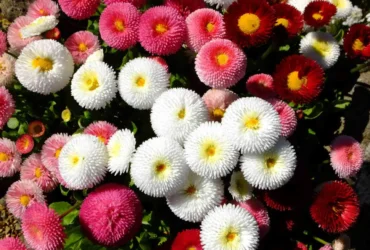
[6,51,18,59]
[262,43,276,60]
[59,201,82,218]
[303,231,330,245]
[351,62,370,74]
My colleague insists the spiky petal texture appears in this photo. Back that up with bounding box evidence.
[267,98,297,137]
[319,245,333,250]
[165,0,206,17]
[0,54,16,86]
[228,171,253,202]
[0,237,27,250]
[246,74,276,99]
[86,49,104,63]
[58,0,100,20]
[329,0,352,19]
[273,3,303,40]
[343,24,370,60]
[202,89,239,122]
[0,138,21,177]
[84,121,118,145]
[287,0,313,13]
[16,134,34,154]
[0,86,15,129]
[304,1,337,28]
[26,0,60,18]
[0,31,7,56]
[20,15,59,39]
[171,229,202,250]
[65,31,100,65]
[103,0,146,8]
[204,0,237,9]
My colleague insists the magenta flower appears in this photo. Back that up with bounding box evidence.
[0,31,7,56]
[26,0,59,19]
[246,73,276,99]
[103,0,146,8]
[164,0,206,17]
[0,86,15,129]
[58,0,100,20]
[0,237,27,250]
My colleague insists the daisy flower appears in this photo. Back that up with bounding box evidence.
[267,98,297,137]
[5,180,45,218]
[130,137,190,197]
[172,229,202,250]
[26,0,60,18]
[65,31,100,65]
[58,0,100,20]
[300,31,340,69]
[200,204,259,250]
[71,61,117,110]
[310,181,359,233]
[195,39,247,89]
[222,97,281,154]
[202,89,238,122]
[320,245,333,250]
[84,121,118,145]
[332,234,350,250]
[224,0,276,48]
[150,56,169,72]
[0,31,7,56]
[328,0,352,19]
[86,49,104,63]
[20,15,58,39]
[287,0,313,13]
[15,39,74,95]
[107,129,136,175]
[0,138,21,178]
[58,134,109,190]
[228,171,253,202]
[0,237,27,250]
[166,172,224,222]
[304,1,337,28]
[164,0,206,17]
[103,0,146,8]
[0,86,15,129]
[184,122,239,179]
[16,134,34,154]
[139,6,186,55]
[151,88,209,144]
[28,120,46,138]
[118,57,169,110]
[80,183,142,247]
[0,54,16,86]
[246,74,276,99]
[45,27,61,40]
[343,24,370,60]
[273,55,325,104]
[186,8,226,52]
[203,0,236,9]
[99,3,140,51]
[273,3,303,39]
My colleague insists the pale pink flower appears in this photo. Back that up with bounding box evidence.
[267,98,297,137]
[202,88,238,121]
[0,53,16,86]
[65,31,100,64]
[26,0,60,19]
[0,138,21,178]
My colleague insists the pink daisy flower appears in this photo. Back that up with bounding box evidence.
[151,56,169,72]
[267,98,297,137]
[16,134,34,155]
[0,31,7,56]
[22,203,65,250]
[139,6,186,55]
[186,8,226,52]
[319,245,333,250]
[99,3,140,51]
[0,237,27,250]
[58,0,100,20]
[164,0,206,17]
[330,135,363,178]
[0,86,15,129]
[79,183,142,247]
[103,0,146,8]
[5,180,45,219]
[246,73,276,99]
[202,88,239,122]
[0,53,16,86]
[83,121,118,145]
[195,39,247,88]
[65,31,100,64]
[26,0,60,19]
[0,138,21,178]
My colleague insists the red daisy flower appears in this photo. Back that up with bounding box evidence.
[310,181,360,233]
[171,229,202,250]
[224,0,276,48]
[295,242,307,250]
[27,121,45,138]
[273,55,324,104]
[164,0,206,18]
[304,1,337,28]
[45,27,61,40]
[343,24,370,60]
[16,134,34,154]
[273,3,303,39]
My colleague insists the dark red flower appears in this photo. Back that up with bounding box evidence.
[295,242,307,250]
[44,27,61,40]
[171,229,202,250]
[27,120,45,138]
[273,3,303,39]
[343,24,370,60]
[304,1,337,28]
[164,0,206,18]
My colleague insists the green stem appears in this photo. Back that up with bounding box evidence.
[350,63,369,73]
[303,231,330,245]
[261,43,275,60]
[59,201,81,218]
[6,51,18,59]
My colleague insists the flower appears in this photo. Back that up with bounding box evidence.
[222,97,281,154]
[0,237,27,250]
[200,204,259,250]
[99,3,140,51]
[185,8,225,52]
[107,129,136,175]
[20,15,58,39]
[273,55,325,103]
[296,242,308,250]
[0,86,15,129]
[28,120,46,138]
[330,135,363,178]
[58,134,109,190]
[84,121,118,145]
[343,5,364,26]
[171,229,202,250]
[58,0,100,20]
[0,31,7,56]
[0,138,21,177]
[184,122,239,179]
[0,54,16,86]
[5,180,45,218]
[150,56,169,72]
[332,234,350,250]
[195,39,247,88]
[328,0,352,19]
[71,61,117,110]
[246,74,276,99]
[164,0,206,17]
[16,134,34,154]
[304,1,337,28]
[65,31,100,65]
[300,31,340,69]
[151,88,209,144]
[166,172,224,222]
[118,57,169,110]
[287,0,313,13]
[86,49,104,63]
[80,183,142,247]
[139,6,186,55]
[228,171,253,202]
[103,0,146,8]
[26,0,60,18]
[267,98,297,137]
[15,39,74,95]
[202,89,238,122]
[224,0,276,48]
[203,0,237,9]
[130,137,190,197]
[319,245,333,250]
[22,203,65,250]
[44,27,61,40]
[61,108,71,122]
[273,3,303,39]
[343,24,370,60]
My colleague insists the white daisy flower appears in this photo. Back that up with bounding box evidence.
[184,122,239,179]
[228,171,253,202]
[222,97,281,154]
[288,0,312,13]
[151,88,209,145]
[166,172,224,223]
[240,137,297,190]
[201,204,259,250]
[300,31,340,69]
[329,0,353,19]
[85,49,104,63]
[20,15,58,39]
[118,57,169,110]
[130,137,190,197]
[343,6,364,26]
[15,39,74,95]
[58,134,108,190]
[203,0,237,9]
[71,61,117,110]
[107,129,136,175]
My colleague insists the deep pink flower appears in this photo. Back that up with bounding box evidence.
[65,31,100,64]
[164,0,206,17]
[7,16,41,53]
[267,98,297,137]
[202,88,239,121]
[246,73,276,99]
[0,138,21,178]
[0,86,15,129]
[84,121,118,145]
[26,0,59,18]
[103,0,146,8]
[0,31,7,56]
[171,229,202,250]
[0,237,27,250]
[58,0,100,20]
[319,245,333,250]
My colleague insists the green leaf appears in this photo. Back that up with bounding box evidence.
[279,44,290,51]
[84,111,91,119]
[49,201,71,215]
[308,128,316,135]
[7,118,19,129]
[131,121,138,135]
[64,226,83,249]
[158,236,168,246]
[73,191,84,201]
[334,29,344,42]
[60,185,70,196]
[80,238,107,250]
[333,100,350,109]
[63,210,79,226]
[139,243,151,250]
[17,123,27,135]
[142,211,152,226]
[303,102,324,120]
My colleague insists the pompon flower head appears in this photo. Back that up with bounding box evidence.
[300,31,340,69]
[118,57,169,110]
[0,54,16,86]
[184,122,239,179]
[107,129,136,175]
[200,204,259,250]
[241,137,297,190]
[16,134,34,154]
[71,61,117,110]
[151,88,209,144]
[304,1,337,28]
[273,3,304,40]
[224,0,276,48]
[228,171,253,202]
[195,39,247,89]
[273,55,324,104]
[65,31,100,65]
[26,0,60,19]
[222,97,281,154]
[58,134,109,190]
[84,121,118,145]
[164,0,206,18]
[202,89,238,122]
[20,15,58,39]
[22,203,65,250]
[99,3,140,51]
[139,6,186,55]
[58,0,100,20]
[0,31,7,56]
[166,171,224,222]
[150,56,169,72]
[328,0,352,19]
[86,49,104,63]
[287,0,313,13]
[267,98,297,137]
[0,237,27,250]
[103,0,146,8]
[330,135,363,178]
[79,183,142,247]
[0,86,15,129]
[203,0,236,9]
[130,137,190,197]
[172,229,202,250]
[28,120,46,138]
[15,39,74,95]
[319,245,333,250]
[5,180,45,218]
[310,181,359,233]
[0,138,21,178]
[343,24,370,60]
[246,74,276,99]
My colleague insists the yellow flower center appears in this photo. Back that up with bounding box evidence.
[187,246,197,250]
[238,13,260,35]
[216,53,229,66]
[206,22,215,32]
[0,152,9,162]
[136,77,146,87]
[54,148,62,158]
[236,179,249,195]
[178,108,186,119]
[212,108,225,121]
[312,12,324,20]
[114,19,125,32]
[352,38,364,51]
[244,116,260,130]
[0,62,4,71]
[70,155,81,166]
[155,23,168,34]
[332,0,346,8]
[287,71,307,91]
[82,73,100,91]
[154,160,170,179]
[275,18,289,28]
[20,195,30,206]
[226,232,238,243]
[39,9,45,15]
[62,108,71,122]
[78,43,88,52]
[110,143,121,157]
[98,136,106,144]
[34,167,42,178]
[31,57,53,72]
[185,185,197,195]
[265,157,277,169]
[312,40,330,57]
[205,144,216,157]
